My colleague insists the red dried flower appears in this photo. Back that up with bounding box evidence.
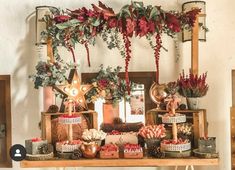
[108,18,118,28]
[185,9,201,27]
[148,20,155,34]
[126,18,136,37]
[54,15,70,23]
[98,79,109,88]
[177,70,209,97]
[138,17,149,37]
[165,13,181,32]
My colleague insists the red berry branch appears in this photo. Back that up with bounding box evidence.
[84,42,91,67]
[64,34,76,64]
[154,33,162,84]
[123,33,131,94]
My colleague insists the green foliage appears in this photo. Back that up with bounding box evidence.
[29,60,72,89]
[85,65,135,105]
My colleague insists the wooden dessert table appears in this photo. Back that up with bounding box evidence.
[20,157,219,168]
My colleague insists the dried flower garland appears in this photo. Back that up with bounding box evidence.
[40,1,200,90]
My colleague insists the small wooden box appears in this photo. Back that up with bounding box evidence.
[41,110,98,144]
[100,151,119,159]
[124,151,143,159]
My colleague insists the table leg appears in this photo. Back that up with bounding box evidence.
[175,166,178,170]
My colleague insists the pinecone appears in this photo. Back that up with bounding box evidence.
[179,104,187,110]
[47,105,59,113]
[151,147,165,158]
[113,117,123,124]
[71,149,83,160]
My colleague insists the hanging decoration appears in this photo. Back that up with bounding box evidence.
[39,1,200,92]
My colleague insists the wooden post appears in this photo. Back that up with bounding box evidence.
[191,15,199,75]
[172,123,178,142]
[124,97,127,123]
[68,101,73,141]
[47,37,54,63]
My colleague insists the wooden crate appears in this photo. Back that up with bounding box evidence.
[124,151,143,159]
[100,151,119,159]
[146,109,208,148]
[41,110,98,144]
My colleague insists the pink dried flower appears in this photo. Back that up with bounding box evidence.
[177,70,209,97]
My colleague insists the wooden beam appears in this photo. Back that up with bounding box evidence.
[191,15,199,75]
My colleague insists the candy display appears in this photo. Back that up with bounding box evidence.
[82,129,106,142]
[25,138,48,155]
[100,144,119,159]
[21,0,221,166]
[105,131,138,146]
[160,95,191,157]
[124,144,143,159]
[55,99,84,157]
[138,125,166,139]
[177,123,192,136]
[108,130,122,135]
[56,140,82,153]
[161,139,191,152]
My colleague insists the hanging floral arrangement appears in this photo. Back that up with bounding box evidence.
[41,1,200,91]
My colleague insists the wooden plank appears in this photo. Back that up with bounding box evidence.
[41,113,52,143]
[198,110,206,137]
[92,111,98,129]
[20,158,219,168]
[193,112,199,147]
[191,15,199,75]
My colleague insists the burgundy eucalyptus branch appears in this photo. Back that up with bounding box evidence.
[84,42,91,67]
[64,34,76,64]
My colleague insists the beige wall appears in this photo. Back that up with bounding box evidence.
[0,0,234,169]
